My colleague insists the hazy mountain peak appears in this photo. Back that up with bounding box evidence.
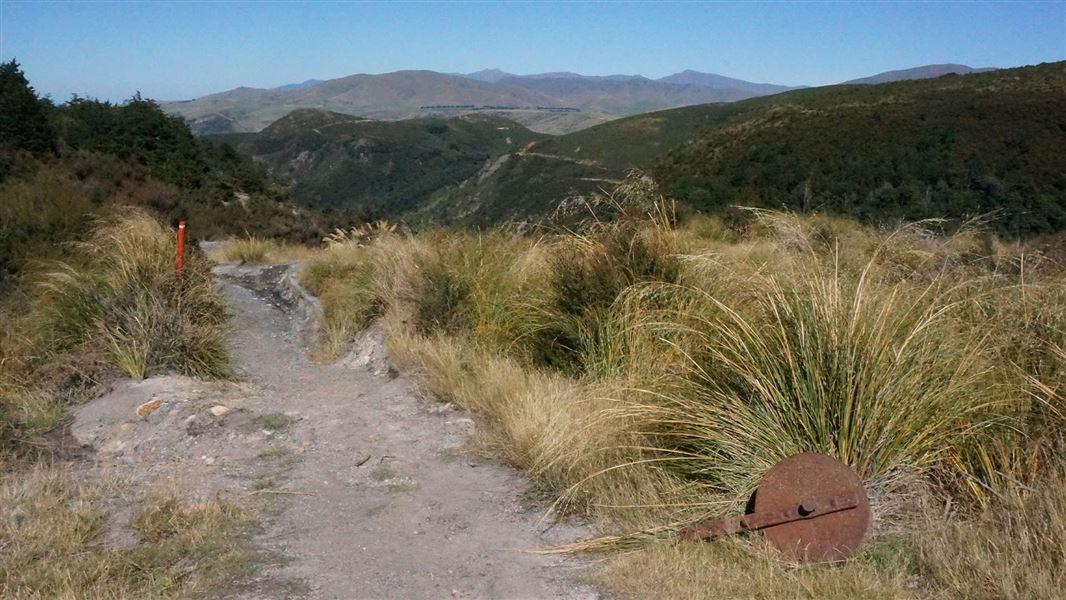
[842,64,996,85]
[275,79,325,91]
[657,70,796,95]
[463,69,514,82]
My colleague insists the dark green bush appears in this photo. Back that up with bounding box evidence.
[413,261,473,336]
[537,222,680,375]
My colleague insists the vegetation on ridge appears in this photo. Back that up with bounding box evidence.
[533,62,1066,237]
[212,109,541,221]
[1,59,348,292]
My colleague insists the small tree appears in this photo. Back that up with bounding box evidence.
[0,59,56,154]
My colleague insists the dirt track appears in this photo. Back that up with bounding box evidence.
[73,265,598,599]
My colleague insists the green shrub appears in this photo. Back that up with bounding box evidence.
[413,259,473,336]
[538,221,680,375]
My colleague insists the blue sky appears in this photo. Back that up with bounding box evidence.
[2,1,1064,102]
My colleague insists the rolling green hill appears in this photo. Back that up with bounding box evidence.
[513,61,1066,235]
[653,62,1066,235]
[214,110,542,219]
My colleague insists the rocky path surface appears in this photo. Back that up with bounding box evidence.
[74,264,597,599]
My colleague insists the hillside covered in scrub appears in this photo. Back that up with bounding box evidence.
[212,109,540,221]
[530,62,1066,236]
[218,62,1066,235]
[0,61,353,290]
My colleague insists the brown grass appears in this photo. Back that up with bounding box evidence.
[0,468,257,599]
[296,199,1066,598]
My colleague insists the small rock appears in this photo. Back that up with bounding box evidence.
[209,405,230,417]
[429,403,457,415]
[135,398,162,418]
[204,456,216,466]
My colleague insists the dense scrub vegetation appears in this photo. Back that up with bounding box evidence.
[214,109,540,220]
[656,66,1066,237]
[527,62,1066,237]
[0,61,347,292]
[281,173,1066,598]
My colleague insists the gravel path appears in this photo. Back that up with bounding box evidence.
[216,267,598,599]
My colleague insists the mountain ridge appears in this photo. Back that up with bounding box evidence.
[843,63,996,85]
[165,63,999,136]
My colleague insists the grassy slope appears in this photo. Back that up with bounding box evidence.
[252,194,1066,598]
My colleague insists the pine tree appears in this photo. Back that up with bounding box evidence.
[0,60,56,154]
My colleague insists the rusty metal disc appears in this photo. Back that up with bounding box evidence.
[753,453,870,562]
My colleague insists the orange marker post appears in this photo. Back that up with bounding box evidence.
[176,220,187,276]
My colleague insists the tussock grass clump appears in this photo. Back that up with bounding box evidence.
[1,211,232,456]
[638,262,1000,500]
[212,237,318,265]
[38,212,230,380]
[413,257,475,335]
[220,237,276,264]
[539,220,680,375]
[301,243,383,359]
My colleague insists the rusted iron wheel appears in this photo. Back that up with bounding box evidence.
[753,453,871,562]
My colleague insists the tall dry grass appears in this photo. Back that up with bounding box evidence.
[297,184,1065,596]
[213,236,317,264]
[37,212,231,380]
[1,210,231,456]
[0,468,254,599]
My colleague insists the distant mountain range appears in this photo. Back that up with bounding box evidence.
[164,64,994,136]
